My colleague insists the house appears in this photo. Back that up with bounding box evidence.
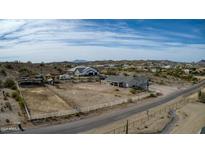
[104,75,149,90]
[162,65,171,69]
[68,66,99,76]
[151,68,157,73]
[183,69,190,75]
[59,74,71,80]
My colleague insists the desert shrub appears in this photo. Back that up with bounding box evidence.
[129,88,137,94]
[4,96,8,100]
[115,88,119,91]
[0,69,7,76]
[102,68,117,75]
[127,98,133,103]
[5,64,13,69]
[12,91,18,99]
[198,90,205,103]
[4,79,17,90]
[149,93,157,97]
[57,68,63,73]
[19,67,32,76]
[5,92,10,97]
[5,119,10,123]
[0,80,2,88]
[5,102,12,111]
[18,97,25,109]
[12,91,25,109]
[40,62,45,67]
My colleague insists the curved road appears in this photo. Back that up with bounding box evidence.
[19,80,205,134]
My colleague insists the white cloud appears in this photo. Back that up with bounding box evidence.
[0,19,204,62]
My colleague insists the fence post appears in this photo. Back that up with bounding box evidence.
[126,120,129,134]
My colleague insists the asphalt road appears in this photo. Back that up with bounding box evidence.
[18,80,205,134]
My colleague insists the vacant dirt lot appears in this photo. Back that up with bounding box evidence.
[170,88,205,133]
[48,82,148,108]
[149,84,188,95]
[21,86,73,116]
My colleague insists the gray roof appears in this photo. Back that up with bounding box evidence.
[105,75,148,83]
[75,67,86,73]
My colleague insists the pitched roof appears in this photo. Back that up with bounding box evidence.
[69,66,98,74]
[69,66,87,72]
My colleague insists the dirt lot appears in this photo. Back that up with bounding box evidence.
[170,88,205,133]
[48,82,148,108]
[0,88,21,127]
[170,102,205,133]
[149,84,183,95]
[20,82,186,121]
[21,86,73,116]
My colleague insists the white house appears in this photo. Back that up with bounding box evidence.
[68,66,99,76]
[183,69,190,75]
[162,65,171,69]
[151,68,157,73]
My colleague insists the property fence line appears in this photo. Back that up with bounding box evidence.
[16,82,32,120]
[31,109,77,120]
[29,92,150,120]
[27,86,197,121]
[105,97,194,134]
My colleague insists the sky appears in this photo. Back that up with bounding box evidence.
[0,19,205,63]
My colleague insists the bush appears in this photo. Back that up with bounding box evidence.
[127,98,133,103]
[0,80,2,88]
[5,102,12,111]
[5,92,10,97]
[5,64,13,69]
[115,88,119,91]
[12,91,18,99]
[4,79,17,90]
[0,69,7,76]
[123,72,129,76]
[149,93,157,97]
[5,119,10,123]
[198,91,205,103]
[129,88,137,94]
[19,67,32,76]
[18,97,25,109]
[12,91,25,109]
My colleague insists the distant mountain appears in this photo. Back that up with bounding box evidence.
[72,60,88,63]
[198,60,205,65]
